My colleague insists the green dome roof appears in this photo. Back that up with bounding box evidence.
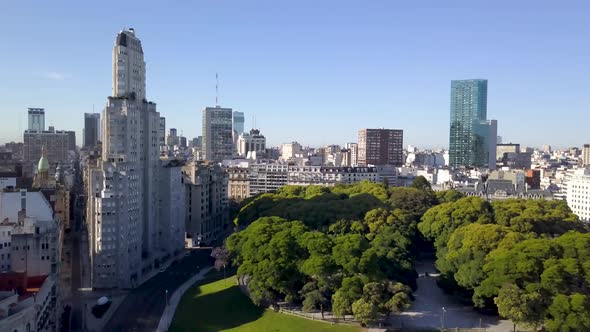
[38,155,49,172]
[37,145,49,172]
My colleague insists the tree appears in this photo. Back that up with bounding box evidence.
[211,246,230,271]
[435,190,464,203]
[546,293,590,331]
[331,276,365,319]
[491,199,585,235]
[495,284,545,331]
[418,196,493,253]
[332,233,370,275]
[411,176,432,191]
[352,298,378,325]
[437,224,524,290]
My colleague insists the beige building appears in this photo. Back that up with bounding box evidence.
[227,167,250,202]
[582,144,590,166]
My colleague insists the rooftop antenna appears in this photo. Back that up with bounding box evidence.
[215,72,219,107]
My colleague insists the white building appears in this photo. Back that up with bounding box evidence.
[86,29,182,289]
[287,166,379,186]
[0,190,60,332]
[249,163,289,195]
[237,129,266,158]
[345,143,359,167]
[281,142,302,160]
[566,168,590,222]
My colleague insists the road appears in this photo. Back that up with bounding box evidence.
[102,248,213,332]
[70,192,86,331]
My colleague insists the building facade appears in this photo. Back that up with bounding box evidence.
[84,113,101,149]
[566,168,590,222]
[357,129,403,166]
[183,161,229,246]
[28,108,45,132]
[202,107,233,162]
[582,144,590,166]
[449,79,497,168]
[232,111,245,139]
[237,129,266,158]
[158,161,186,261]
[23,129,76,174]
[86,29,182,289]
[159,117,166,148]
[227,167,250,202]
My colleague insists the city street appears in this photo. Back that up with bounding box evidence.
[102,248,213,332]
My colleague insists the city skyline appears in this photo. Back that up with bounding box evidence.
[2,1,590,148]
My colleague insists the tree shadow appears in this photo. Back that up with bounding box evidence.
[169,283,263,332]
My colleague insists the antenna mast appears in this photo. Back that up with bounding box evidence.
[215,72,219,107]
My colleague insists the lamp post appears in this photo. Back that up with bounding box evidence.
[165,289,169,328]
[441,306,446,331]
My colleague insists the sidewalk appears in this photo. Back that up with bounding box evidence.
[156,267,213,332]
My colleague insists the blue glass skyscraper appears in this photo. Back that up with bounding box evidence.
[449,79,496,168]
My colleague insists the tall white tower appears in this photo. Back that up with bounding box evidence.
[113,28,146,100]
[87,29,183,289]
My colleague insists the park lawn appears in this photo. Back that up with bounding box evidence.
[170,276,361,332]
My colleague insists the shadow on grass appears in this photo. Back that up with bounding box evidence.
[169,273,263,332]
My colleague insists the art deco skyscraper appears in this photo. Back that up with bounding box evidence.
[87,29,184,289]
[112,28,146,100]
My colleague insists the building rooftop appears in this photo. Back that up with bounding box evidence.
[0,191,53,223]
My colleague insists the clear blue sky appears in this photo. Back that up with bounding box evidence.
[1,0,589,148]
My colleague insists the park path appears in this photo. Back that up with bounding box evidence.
[390,259,516,331]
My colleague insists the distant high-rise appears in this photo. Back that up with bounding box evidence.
[159,117,166,147]
[345,142,359,166]
[357,129,403,166]
[28,108,45,132]
[237,129,266,158]
[202,106,233,162]
[167,128,179,148]
[449,79,496,168]
[24,125,76,175]
[233,111,245,137]
[583,144,590,166]
[84,113,101,148]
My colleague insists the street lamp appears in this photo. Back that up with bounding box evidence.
[165,289,169,328]
[441,307,446,331]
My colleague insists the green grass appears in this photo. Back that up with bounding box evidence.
[170,276,362,332]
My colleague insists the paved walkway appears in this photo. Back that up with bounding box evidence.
[391,259,517,331]
[156,267,213,332]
